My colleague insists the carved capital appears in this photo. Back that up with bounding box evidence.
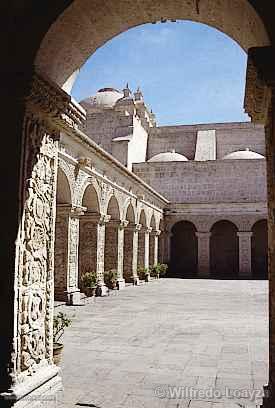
[26,72,86,130]
[244,47,274,124]
[119,220,129,229]
[151,229,161,236]
[77,156,93,169]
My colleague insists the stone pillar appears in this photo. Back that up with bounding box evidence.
[133,224,141,285]
[150,229,161,266]
[54,205,83,305]
[244,46,274,407]
[196,232,211,278]
[144,227,152,270]
[96,214,110,296]
[0,72,85,407]
[54,205,70,301]
[154,230,161,265]
[237,231,253,278]
[116,220,128,289]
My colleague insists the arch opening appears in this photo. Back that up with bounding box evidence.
[252,219,268,279]
[123,203,136,282]
[210,220,239,279]
[35,0,270,87]
[79,184,101,290]
[169,221,198,278]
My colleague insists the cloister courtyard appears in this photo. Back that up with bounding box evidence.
[55,278,268,408]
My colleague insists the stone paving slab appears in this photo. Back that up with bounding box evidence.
[55,279,268,408]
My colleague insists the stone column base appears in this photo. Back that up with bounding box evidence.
[116,279,125,290]
[133,277,140,285]
[66,289,83,305]
[0,367,62,408]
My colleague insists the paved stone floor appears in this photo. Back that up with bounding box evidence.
[55,279,268,408]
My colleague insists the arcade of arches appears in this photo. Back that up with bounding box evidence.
[3,1,275,408]
[169,219,268,279]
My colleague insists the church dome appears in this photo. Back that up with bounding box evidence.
[80,87,124,110]
[148,149,188,162]
[222,148,265,160]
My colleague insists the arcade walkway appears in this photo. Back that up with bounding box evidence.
[56,279,268,408]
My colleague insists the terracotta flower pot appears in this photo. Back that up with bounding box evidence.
[53,342,64,366]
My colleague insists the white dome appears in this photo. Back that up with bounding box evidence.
[222,148,265,160]
[148,150,188,162]
[80,88,124,110]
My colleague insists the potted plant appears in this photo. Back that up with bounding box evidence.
[159,263,168,278]
[104,269,118,289]
[80,271,97,297]
[53,312,72,366]
[150,263,168,279]
[137,266,150,282]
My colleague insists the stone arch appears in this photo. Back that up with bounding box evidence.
[54,167,72,301]
[106,194,122,220]
[170,220,198,278]
[210,220,239,278]
[104,195,121,272]
[35,0,270,87]
[252,219,268,279]
[138,208,148,228]
[56,166,72,204]
[82,182,100,212]
[123,198,137,223]
[78,182,101,289]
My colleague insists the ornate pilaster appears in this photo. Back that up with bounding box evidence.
[196,232,211,278]
[237,232,252,278]
[0,72,86,407]
[244,46,275,408]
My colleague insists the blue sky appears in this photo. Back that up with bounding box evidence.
[72,21,249,126]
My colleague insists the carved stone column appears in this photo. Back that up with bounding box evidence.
[150,229,161,266]
[237,231,252,278]
[133,224,142,285]
[144,227,152,270]
[96,214,110,296]
[0,72,85,407]
[244,46,274,407]
[196,232,211,278]
[116,220,128,289]
[67,207,84,305]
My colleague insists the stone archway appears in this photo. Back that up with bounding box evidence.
[105,195,120,271]
[78,183,100,291]
[35,0,270,87]
[170,221,198,278]
[252,219,268,279]
[54,168,72,301]
[210,220,239,279]
[3,1,275,406]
